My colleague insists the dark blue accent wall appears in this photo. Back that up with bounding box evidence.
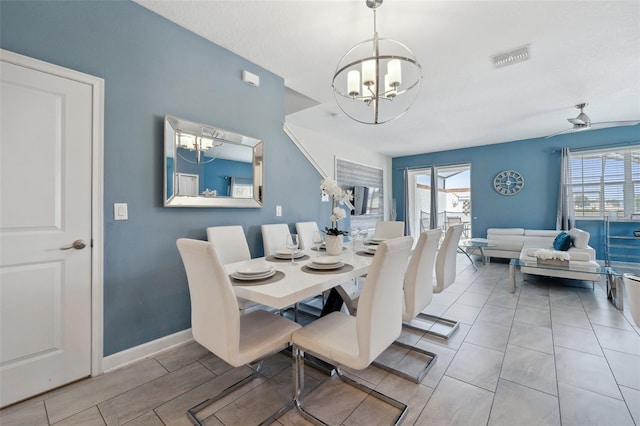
[1,0,329,356]
[392,126,640,259]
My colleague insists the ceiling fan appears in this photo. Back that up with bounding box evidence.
[545,103,640,138]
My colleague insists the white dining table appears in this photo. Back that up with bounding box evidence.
[225,247,374,310]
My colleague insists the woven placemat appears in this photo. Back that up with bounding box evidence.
[230,270,285,286]
[356,250,375,257]
[301,264,354,275]
[265,254,310,262]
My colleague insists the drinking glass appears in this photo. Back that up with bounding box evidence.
[349,227,358,250]
[358,227,369,247]
[285,234,300,266]
[312,231,323,251]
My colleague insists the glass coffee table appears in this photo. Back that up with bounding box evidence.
[459,238,494,270]
[509,258,623,309]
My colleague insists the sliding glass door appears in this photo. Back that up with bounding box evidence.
[406,163,472,240]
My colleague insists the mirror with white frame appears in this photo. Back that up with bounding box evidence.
[164,115,263,208]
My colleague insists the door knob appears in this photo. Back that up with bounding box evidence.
[60,240,87,250]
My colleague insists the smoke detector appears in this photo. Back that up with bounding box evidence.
[492,45,530,68]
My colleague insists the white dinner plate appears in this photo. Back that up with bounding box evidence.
[307,261,345,270]
[312,256,342,265]
[231,269,276,281]
[365,246,378,254]
[274,250,305,259]
[235,263,274,275]
[370,237,387,243]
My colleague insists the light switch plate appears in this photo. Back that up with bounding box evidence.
[276,205,282,217]
[114,203,128,220]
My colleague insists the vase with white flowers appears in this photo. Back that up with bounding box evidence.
[320,178,353,255]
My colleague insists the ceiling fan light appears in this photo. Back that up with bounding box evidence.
[573,123,591,131]
[575,112,591,125]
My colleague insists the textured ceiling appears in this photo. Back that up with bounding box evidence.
[135,0,640,157]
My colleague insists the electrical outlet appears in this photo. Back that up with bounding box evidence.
[276,205,282,216]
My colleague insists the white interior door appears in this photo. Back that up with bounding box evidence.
[177,173,199,196]
[0,53,98,406]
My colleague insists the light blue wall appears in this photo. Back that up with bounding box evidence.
[1,0,328,356]
[392,125,640,259]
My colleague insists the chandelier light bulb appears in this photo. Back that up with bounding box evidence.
[362,59,376,86]
[347,70,361,97]
[200,136,213,151]
[387,59,401,87]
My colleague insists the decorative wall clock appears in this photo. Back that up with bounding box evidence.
[493,170,525,196]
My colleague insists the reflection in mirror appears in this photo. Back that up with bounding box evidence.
[164,115,263,208]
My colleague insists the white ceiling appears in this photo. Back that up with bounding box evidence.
[135,0,640,157]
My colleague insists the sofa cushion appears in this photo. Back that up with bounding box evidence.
[568,228,590,249]
[553,232,571,251]
[488,228,524,236]
[524,230,559,237]
[567,251,591,262]
[489,240,525,251]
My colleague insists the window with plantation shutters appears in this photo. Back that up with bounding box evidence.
[569,146,640,218]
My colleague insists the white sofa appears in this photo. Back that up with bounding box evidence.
[484,228,596,260]
[485,227,602,285]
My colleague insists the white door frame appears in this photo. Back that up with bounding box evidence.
[1,49,105,377]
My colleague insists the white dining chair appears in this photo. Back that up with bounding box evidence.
[295,221,320,250]
[261,223,291,256]
[291,236,413,426]
[623,274,640,327]
[408,224,463,340]
[206,225,251,264]
[176,238,301,425]
[372,228,442,383]
[373,220,405,239]
[206,225,260,315]
[295,221,330,315]
[261,223,305,320]
[334,221,405,315]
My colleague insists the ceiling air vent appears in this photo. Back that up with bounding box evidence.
[492,45,530,68]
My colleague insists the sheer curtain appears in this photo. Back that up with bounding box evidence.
[556,147,575,230]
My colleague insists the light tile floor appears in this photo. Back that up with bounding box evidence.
[2,256,639,425]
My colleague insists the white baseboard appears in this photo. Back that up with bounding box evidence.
[101,329,193,373]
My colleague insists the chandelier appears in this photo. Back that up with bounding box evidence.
[332,0,422,125]
[176,129,224,165]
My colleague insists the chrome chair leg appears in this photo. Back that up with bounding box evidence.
[372,340,437,383]
[292,345,408,426]
[404,313,460,340]
[187,357,293,426]
[187,360,265,425]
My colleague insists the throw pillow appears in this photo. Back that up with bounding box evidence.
[553,232,571,251]
[568,228,590,248]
